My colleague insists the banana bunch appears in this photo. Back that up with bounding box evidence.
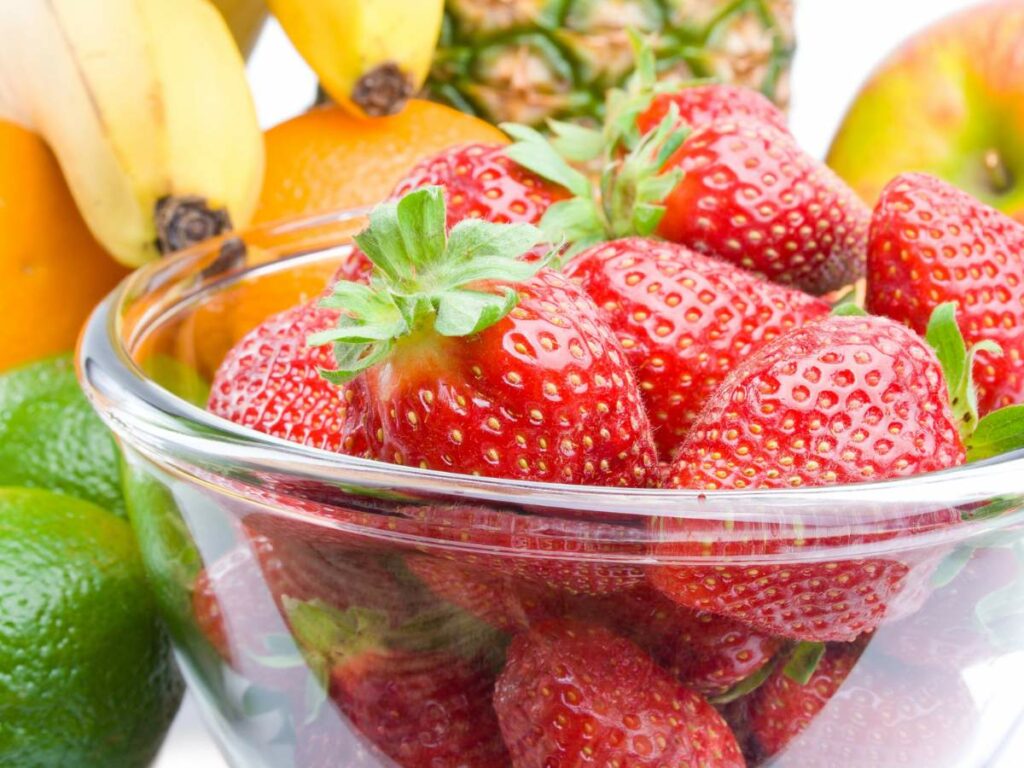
[211,0,268,56]
[0,0,264,267]
[269,0,444,118]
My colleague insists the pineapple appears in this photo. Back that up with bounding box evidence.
[427,0,795,127]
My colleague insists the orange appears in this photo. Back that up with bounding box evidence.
[253,99,507,225]
[181,101,507,381]
[0,121,130,371]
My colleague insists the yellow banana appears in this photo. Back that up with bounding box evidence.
[268,0,444,118]
[211,0,268,57]
[0,0,264,267]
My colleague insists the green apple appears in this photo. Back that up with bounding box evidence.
[827,0,1024,220]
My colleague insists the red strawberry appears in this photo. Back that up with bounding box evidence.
[564,237,830,456]
[208,301,367,455]
[330,648,510,768]
[313,186,657,487]
[582,585,783,697]
[287,599,511,768]
[867,172,1024,414]
[405,555,568,632]
[748,645,976,767]
[746,642,861,759]
[637,84,790,136]
[341,142,567,281]
[192,534,416,667]
[655,119,870,295]
[507,111,868,296]
[393,143,568,225]
[651,314,966,641]
[397,504,648,598]
[494,619,744,768]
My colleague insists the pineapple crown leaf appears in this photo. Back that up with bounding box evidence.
[782,641,826,685]
[309,186,547,383]
[924,302,1024,459]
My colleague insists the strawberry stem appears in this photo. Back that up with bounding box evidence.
[782,641,825,685]
[309,187,547,383]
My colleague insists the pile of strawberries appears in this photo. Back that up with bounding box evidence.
[197,82,1024,767]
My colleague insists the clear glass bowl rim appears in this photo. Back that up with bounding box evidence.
[77,207,1024,530]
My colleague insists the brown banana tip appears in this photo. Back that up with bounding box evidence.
[155,195,233,255]
[351,62,415,117]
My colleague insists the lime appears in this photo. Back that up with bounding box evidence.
[0,354,124,517]
[0,487,182,767]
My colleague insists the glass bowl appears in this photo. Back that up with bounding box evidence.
[79,209,1024,768]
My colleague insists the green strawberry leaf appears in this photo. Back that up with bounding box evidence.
[966,405,1024,462]
[501,123,592,197]
[312,187,547,381]
[975,545,1024,652]
[241,684,292,717]
[930,545,975,589]
[925,302,1002,443]
[782,641,826,685]
[434,288,519,337]
[547,119,606,163]
[283,597,388,659]
[831,302,867,317]
[539,197,607,255]
[709,658,778,704]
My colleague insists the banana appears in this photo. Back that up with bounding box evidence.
[211,0,268,57]
[269,0,444,118]
[0,0,264,267]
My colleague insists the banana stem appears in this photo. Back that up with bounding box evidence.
[351,62,414,117]
[154,196,233,255]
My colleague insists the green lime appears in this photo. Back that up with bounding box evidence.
[0,487,182,767]
[0,354,124,517]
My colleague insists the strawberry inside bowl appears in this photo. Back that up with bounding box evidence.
[79,198,1024,768]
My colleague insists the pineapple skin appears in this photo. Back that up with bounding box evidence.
[426,0,795,127]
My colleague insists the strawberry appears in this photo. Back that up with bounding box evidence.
[581,585,783,698]
[405,553,781,696]
[340,142,567,281]
[287,599,511,768]
[564,237,830,456]
[506,100,869,296]
[493,619,744,768]
[636,84,790,137]
[393,142,568,225]
[192,534,416,668]
[396,503,648,598]
[746,642,861,760]
[310,186,657,487]
[653,119,870,295]
[867,172,1024,415]
[405,555,568,632]
[208,301,367,455]
[747,645,976,767]
[650,314,967,641]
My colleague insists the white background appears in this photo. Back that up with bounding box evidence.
[156,1,1014,766]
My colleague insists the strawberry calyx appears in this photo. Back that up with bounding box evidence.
[285,598,390,665]
[781,641,827,685]
[500,38,691,256]
[923,302,1024,459]
[502,108,686,256]
[310,186,547,382]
